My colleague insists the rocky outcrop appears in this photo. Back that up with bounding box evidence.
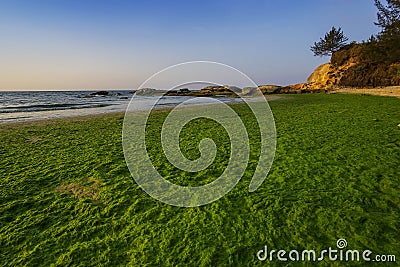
[201,85,231,94]
[258,85,282,94]
[276,64,335,92]
[306,63,333,88]
[135,88,164,96]
[242,85,286,96]
[307,42,400,88]
[302,61,355,90]
[242,87,259,96]
[199,85,241,96]
[283,57,357,92]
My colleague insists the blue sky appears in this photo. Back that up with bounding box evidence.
[0,0,379,90]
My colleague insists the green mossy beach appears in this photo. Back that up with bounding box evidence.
[1,94,400,266]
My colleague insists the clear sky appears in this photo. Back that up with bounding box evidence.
[0,0,379,90]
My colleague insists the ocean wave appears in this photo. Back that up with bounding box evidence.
[0,103,111,113]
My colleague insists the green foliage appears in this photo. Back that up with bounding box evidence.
[374,0,400,40]
[373,0,400,70]
[339,62,400,87]
[330,41,400,87]
[1,94,400,266]
[311,26,349,57]
[330,42,362,67]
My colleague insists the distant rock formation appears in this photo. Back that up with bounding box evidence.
[242,87,258,96]
[179,88,190,93]
[242,87,265,96]
[134,83,324,97]
[226,86,243,93]
[201,85,230,93]
[198,85,240,96]
[164,88,194,96]
[135,88,163,96]
[257,85,282,94]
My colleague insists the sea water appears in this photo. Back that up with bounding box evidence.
[0,91,240,124]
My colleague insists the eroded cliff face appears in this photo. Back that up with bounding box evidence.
[306,63,333,89]
[256,55,359,94]
[294,59,357,90]
[268,41,400,93]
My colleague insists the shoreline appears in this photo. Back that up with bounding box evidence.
[2,91,398,127]
[0,95,282,127]
[3,88,399,127]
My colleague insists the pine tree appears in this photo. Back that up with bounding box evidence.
[374,0,400,39]
[310,27,349,57]
[374,0,400,62]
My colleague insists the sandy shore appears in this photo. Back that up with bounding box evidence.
[333,86,400,98]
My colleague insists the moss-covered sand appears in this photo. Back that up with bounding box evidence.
[1,94,399,266]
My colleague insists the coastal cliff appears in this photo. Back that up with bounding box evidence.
[288,41,400,91]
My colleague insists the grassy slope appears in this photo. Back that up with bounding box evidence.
[0,94,399,266]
